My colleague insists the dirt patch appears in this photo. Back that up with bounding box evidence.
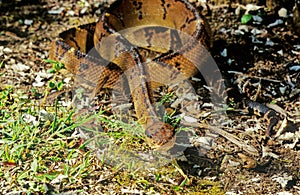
[0,0,299,194]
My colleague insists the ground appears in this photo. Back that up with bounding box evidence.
[0,0,299,194]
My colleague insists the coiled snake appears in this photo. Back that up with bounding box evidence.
[49,0,277,148]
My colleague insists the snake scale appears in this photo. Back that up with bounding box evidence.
[49,0,278,148]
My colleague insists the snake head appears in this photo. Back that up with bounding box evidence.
[145,121,175,150]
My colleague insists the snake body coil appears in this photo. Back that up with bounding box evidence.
[50,0,211,148]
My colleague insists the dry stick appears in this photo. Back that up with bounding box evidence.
[227,71,282,83]
[181,121,259,156]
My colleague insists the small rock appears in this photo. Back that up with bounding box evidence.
[191,77,201,82]
[238,25,249,32]
[251,28,266,35]
[34,74,43,82]
[220,48,227,57]
[289,65,300,71]
[291,50,300,55]
[294,45,300,50]
[279,86,287,94]
[48,7,65,15]
[28,61,35,66]
[267,19,284,28]
[80,7,88,15]
[95,8,102,15]
[9,58,16,65]
[94,2,101,8]
[24,19,33,25]
[272,173,293,189]
[227,58,234,65]
[50,174,69,184]
[245,4,262,12]
[41,23,47,30]
[278,132,295,141]
[36,70,53,79]
[183,115,198,123]
[20,44,27,50]
[277,192,293,195]
[202,102,213,108]
[64,77,72,86]
[235,6,241,15]
[11,63,30,72]
[265,38,275,46]
[251,177,261,182]
[190,136,215,150]
[39,110,54,121]
[23,113,39,126]
[234,29,245,35]
[278,8,288,18]
[251,36,263,44]
[277,50,283,55]
[3,47,13,54]
[219,27,229,34]
[32,80,45,87]
[252,15,263,23]
[66,10,75,16]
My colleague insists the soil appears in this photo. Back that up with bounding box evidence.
[0,0,299,194]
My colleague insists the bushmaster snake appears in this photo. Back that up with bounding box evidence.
[49,0,278,148]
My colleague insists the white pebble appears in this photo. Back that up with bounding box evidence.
[32,81,45,87]
[202,102,213,108]
[11,63,30,72]
[48,7,65,15]
[9,58,16,64]
[3,47,13,54]
[267,19,283,28]
[265,38,275,46]
[279,86,286,94]
[251,36,263,44]
[234,29,244,35]
[251,28,266,35]
[183,115,198,123]
[227,58,233,65]
[252,15,263,23]
[238,25,249,32]
[24,19,33,25]
[80,7,88,15]
[23,113,39,126]
[278,8,288,18]
[293,45,300,49]
[66,10,75,16]
[219,27,229,33]
[272,173,293,189]
[245,4,262,12]
[220,48,227,57]
[277,50,283,55]
[277,192,293,195]
[289,65,300,71]
[235,6,241,15]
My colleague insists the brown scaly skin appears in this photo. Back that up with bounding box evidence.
[50,0,211,149]
[93,0,210,148]
[49,0,282,148]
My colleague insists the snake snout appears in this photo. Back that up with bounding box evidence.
[145,121,175,148]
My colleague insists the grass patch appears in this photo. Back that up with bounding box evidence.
[0,82,224,194]
[0,85,96,193]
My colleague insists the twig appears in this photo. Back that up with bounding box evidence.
[181,121,259,156]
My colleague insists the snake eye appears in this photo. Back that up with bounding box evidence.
[145,130,153,139]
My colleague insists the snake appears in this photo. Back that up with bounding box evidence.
[49,0,278,148]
